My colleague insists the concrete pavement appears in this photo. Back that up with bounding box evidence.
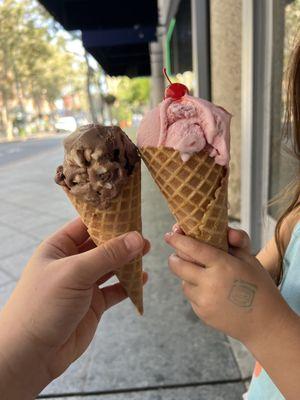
[0,138,253,399]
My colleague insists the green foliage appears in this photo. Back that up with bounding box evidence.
[108,76,150,123]
[0,0,86,135]
[115,77,150,107]
[0,0,150,133]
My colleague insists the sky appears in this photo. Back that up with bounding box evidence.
[54,28,99,71]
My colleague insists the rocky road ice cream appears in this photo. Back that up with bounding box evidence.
[55,124,139,208]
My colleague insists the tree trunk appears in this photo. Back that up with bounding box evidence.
[97,69,105,123]
[32,93,43,133]
[84,50,98,123]
[1,47,13,139]
[12,61,26,117]
[0,91,13,140]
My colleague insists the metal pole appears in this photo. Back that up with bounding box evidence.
[191,0,211,100]
[149,40,165,107]
[241,0,273,252]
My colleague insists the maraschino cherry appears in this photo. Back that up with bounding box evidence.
[163,67,189,100]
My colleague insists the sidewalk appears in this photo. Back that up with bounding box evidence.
[0,147,253,399]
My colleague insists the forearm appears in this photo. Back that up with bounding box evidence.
[256,238,280,283]
[246,307,300,399]
[255,254,279,283]
[0,308,51,400]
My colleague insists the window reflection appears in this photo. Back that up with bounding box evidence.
[268,0,300,218]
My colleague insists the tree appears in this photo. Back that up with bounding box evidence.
[84,50,98,123]
[0,0,86,138]
[107,76,150,123]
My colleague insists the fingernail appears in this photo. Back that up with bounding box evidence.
[143,240,151,255]
[172,225,181,234]
[124,231,143,252]
[164,232,173,241]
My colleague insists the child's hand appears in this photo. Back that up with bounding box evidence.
[171,224,251,262]
[228,227,251,254]
[165,231,295,347]
[0,217,149,399]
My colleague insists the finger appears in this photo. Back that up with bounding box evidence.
[170,228,201,263]
[101,282,128,310]
[96,271,115,286]
[182,281,200,305]
[190,301,202,319]
[78,236,150,258]
[99,270,148,289]
[228,228,251,253]
[56,217,89,246]
[78,237,96,253]
[229,246,253,263]
[176,249,202,264]
[165,232,231,268]
[143,239,151,255]
[79,237,150,257]
[43,217,89,257]
[68,231,146,285]
[143,271,149,284]
[102,271,148,311]
[169,254,204,284]
[172,227,195,262]
[172,224,184,234]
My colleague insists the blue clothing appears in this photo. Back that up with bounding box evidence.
[247,221,300,399]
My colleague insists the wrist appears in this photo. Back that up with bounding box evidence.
[244,299,300,356]
[0,307,52,399]
[243,301,300,398]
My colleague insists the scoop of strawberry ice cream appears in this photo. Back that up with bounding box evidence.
[165,118,206,162]
[137,94,231,166]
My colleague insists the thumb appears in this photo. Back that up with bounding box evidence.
[66,231,144,286]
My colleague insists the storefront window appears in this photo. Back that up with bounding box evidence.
[268,0,300,218]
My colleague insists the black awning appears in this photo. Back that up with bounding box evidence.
[85,43,151,77]
[39,0,158,31]
[81,26,154,76]
[82,26,156,47]
[39,0,158,77]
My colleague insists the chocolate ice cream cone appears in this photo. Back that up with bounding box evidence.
[65,162,143,314]
[141,147,228,251]
[55,124,144,314]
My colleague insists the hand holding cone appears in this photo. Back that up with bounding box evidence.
[55,124,144,314]
[137,68,230,251]
[54,71,231,315]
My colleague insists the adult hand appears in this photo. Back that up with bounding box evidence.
[0,217,149,399]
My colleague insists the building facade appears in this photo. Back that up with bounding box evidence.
[158,0,298,252]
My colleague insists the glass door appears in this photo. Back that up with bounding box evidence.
[265,0,300,242]
[241,0,299,250]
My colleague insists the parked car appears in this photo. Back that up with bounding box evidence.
[55,116,77,133]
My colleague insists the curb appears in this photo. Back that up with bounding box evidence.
[0,132,61,144]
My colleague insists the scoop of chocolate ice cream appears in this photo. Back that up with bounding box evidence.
[55,124,140,208]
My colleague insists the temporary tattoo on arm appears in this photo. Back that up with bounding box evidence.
[228,279,257,308]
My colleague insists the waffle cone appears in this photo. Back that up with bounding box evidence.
[65,162,143,314]
[141,147,228,251]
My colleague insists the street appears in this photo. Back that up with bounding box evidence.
[0,137,252,399]
[0,135,65,167]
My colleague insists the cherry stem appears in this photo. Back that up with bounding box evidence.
[163,67,172,85]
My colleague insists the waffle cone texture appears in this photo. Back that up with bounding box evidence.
[65,161,143,314]
[141,147,228,251]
